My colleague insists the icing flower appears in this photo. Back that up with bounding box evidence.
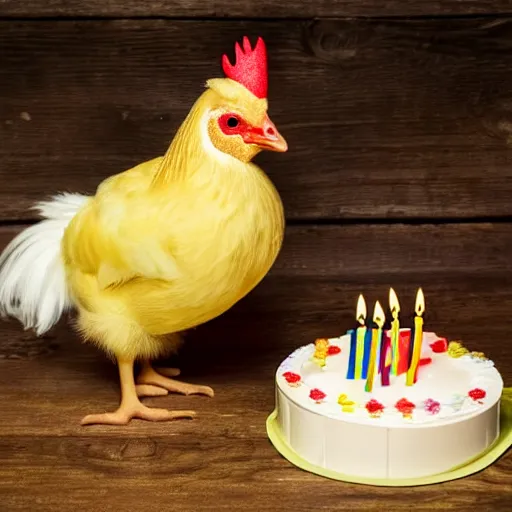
[282,371,301,386]
[395,398,416,418]
[311,338,329,367]
[450,394,466,412]
[424,398,441,415]
[338,393,356,413]
[365,399,385,418]
[447,341,469,358]
[468,388,486,402]
[309,388,326,403]
[430,338,448,353]
[327,345,341,356]
[469,351,487,361]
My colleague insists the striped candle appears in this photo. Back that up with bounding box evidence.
[347,294,367,380]
[361,327,373,378]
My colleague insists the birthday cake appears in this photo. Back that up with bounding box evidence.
[274,289,503,479]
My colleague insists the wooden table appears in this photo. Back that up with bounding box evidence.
[2,0,512,509]
[0,315,510,511]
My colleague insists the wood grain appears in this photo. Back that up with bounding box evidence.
[2,5,512,510]
[3,221,512,278]
[2,19,512,220]
[1,223,512,377]
[0,342,511,512]
[1,0,512,18]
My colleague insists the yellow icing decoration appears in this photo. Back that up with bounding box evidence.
[338,393,356,413]
[448,341,469,358]
[312,338,329,367]
[470,351,487,360]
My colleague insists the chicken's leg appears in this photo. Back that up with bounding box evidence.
[81,359,196,425]
[136,362,214,398]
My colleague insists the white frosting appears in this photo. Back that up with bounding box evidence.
[277,332,503,427]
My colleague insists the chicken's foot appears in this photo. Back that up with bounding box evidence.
[136,362,214,398]
[81,359,196,426]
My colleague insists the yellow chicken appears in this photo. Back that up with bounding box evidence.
[0,37,287,425]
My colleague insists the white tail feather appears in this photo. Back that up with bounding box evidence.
[0,193,89,335]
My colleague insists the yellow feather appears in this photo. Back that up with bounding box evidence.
[62,80,284,360]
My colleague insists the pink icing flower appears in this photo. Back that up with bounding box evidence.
[424,398,441,414]
[309,388,326,402]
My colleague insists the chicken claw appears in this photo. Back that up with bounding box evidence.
[81,404,196,426]
[135,368,182,397]
[81,359,196,426]
[136,384,169,398]
[137,363,214,398]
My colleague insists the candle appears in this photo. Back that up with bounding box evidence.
[365,301,385,393]
[354,295,367,380]
[389,288,400,376]
[362,325,373,378]
[347,328,357,379]
[380,333,392,386]
[385,342,392,368]
[347,294,366,379]
[397,329,411,375]
[406,288,425,386]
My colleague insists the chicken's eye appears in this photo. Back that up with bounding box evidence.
[226,117,239,128]
[218,113,244,135]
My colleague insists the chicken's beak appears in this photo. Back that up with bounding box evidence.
[244,115,288,153]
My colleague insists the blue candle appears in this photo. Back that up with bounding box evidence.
[362,327,373,378]
[346,329,357,379]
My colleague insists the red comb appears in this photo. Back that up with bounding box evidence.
[222,36,268,99]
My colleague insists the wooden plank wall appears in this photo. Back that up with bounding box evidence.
[2,3,512,511]
[1,2,512,384]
